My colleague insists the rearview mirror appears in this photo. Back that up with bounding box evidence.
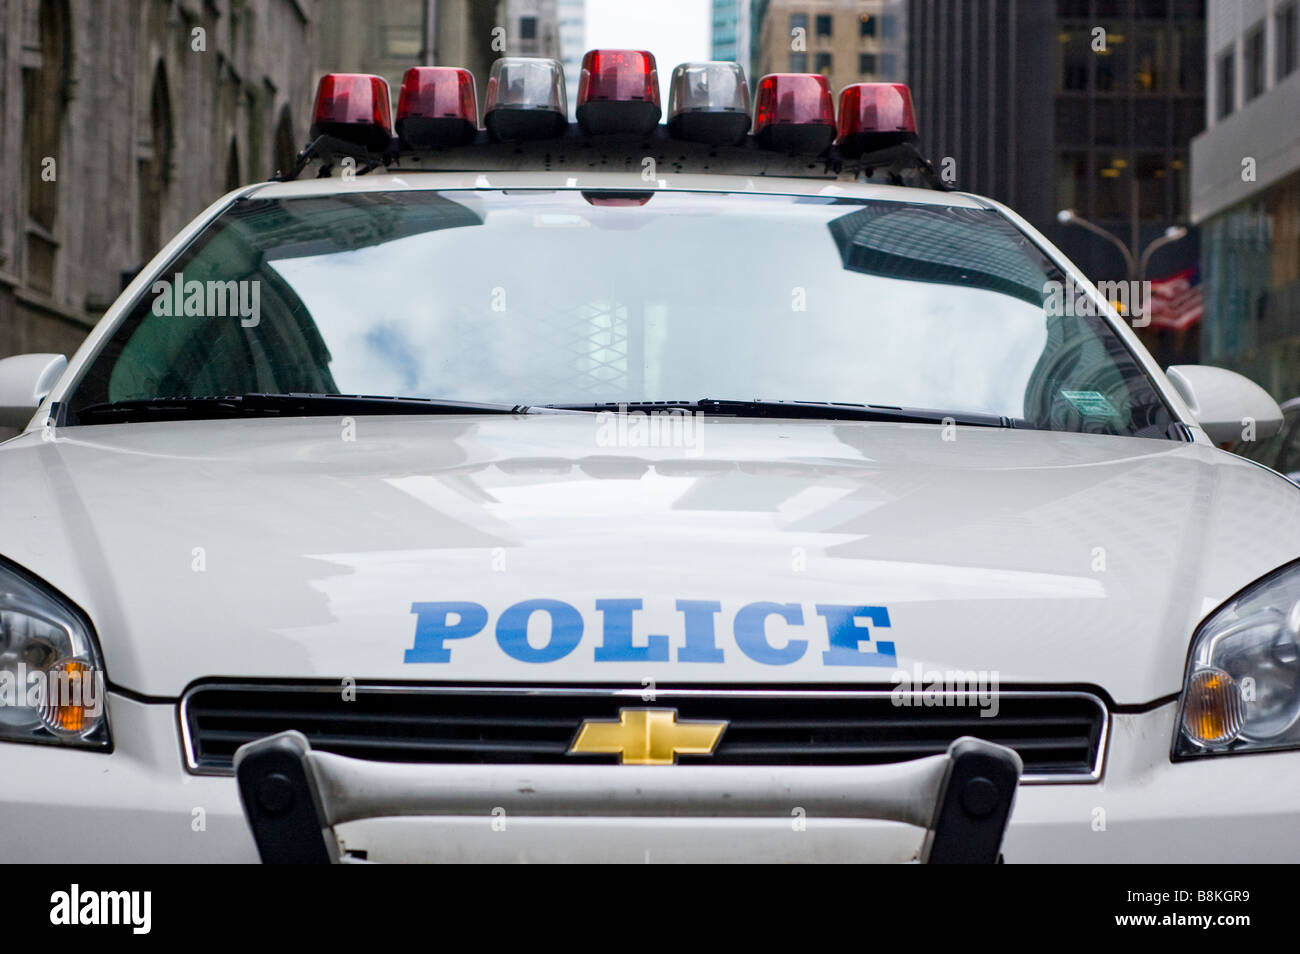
[0,353,68,429]
[1165,364,1283,445]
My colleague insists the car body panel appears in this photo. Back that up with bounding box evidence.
[1232,397,1300,482]
[1,413,1296,700]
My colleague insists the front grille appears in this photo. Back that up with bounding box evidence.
[182,685,1107,782]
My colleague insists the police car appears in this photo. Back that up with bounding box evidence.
[1,52,1298,863]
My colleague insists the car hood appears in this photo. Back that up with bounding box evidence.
[2,414,1298,701]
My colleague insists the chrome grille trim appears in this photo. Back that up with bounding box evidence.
[179,683,1109,784]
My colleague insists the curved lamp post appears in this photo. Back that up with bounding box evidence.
[1056,208,1187,283]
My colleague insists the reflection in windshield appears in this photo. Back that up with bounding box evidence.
[68,189,1175,438]
[827,202,1051,306]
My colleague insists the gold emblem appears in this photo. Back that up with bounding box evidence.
[568,708,728,765]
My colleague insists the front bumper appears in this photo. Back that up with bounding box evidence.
[2,693,1297,862]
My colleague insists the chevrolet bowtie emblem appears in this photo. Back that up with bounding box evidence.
[568,708,728,765]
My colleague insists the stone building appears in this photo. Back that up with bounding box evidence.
[0,0,318,363]
[0,0,506,373]
[313,0,505,109]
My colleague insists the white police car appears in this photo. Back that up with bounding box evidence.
[1,54,1297,863]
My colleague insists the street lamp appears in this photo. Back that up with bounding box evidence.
[1056,209,1188,283]
[1139,225,1189,280]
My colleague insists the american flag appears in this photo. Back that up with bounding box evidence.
[1148,265,1203,332]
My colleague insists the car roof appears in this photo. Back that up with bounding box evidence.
[246,170,995,209]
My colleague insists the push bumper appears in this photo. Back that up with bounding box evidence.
[233,730,1021,863]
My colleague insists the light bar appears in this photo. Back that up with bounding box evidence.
[752,73,836,155]
[396,67,478,148]
[835,83,918,158]
[576,49,661,135]
[484,57,568,142]
[667,62,751,145]
[310,73,393,152]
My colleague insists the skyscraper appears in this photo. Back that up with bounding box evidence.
[712,0,753,77]
[557,0,586,117]
[907,0,1206,300]
[1191,0,1300,398]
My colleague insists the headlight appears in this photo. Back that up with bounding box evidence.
[0,560,110,749]
[1175,560,1300,757]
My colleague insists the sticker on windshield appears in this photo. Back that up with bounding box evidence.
[1060,390,1118,419]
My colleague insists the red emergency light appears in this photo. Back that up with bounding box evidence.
[752,73,836,155]
[396,67,478,148]
[310,73,392,152]
[576,49,661,135]
[835,83,918,158]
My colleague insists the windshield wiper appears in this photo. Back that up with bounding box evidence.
[75,393,531,424]
[540,398,1021,428]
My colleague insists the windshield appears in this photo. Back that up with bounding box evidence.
[66,188,1175,437]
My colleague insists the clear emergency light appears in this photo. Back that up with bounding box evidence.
[484,57,568,142]
[667,62,751,146]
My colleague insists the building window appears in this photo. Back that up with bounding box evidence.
[1279,2,1298,80]
[1095,157,1127,221]
[520,16,537,41]
[860,14,876,38]
[383,25,421,56]
[273,106,296,179]
[790,12,808,36]
[1136,153,1169,219]
[880,53,898,77]
[138,61,173,260]
[1176,22,1205,92]
[23,0,69,294]
[881,15,897,39]
[1056,150,1088,215]
[1134,28,1169,91]
[1217,48,1235,118]
[1245,25,1265,100]
[1094,27,1129,90]
[814,52,832,76]
[1173,98,1204,143]
[815,14,832,38]
[1072,99,1105,145]
[1135,100,1169,147]
[859,53,877,75]
[789,52,807,72]
[1060,28,1092,90]
[24,0,67,237]
[225,139,241,194]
